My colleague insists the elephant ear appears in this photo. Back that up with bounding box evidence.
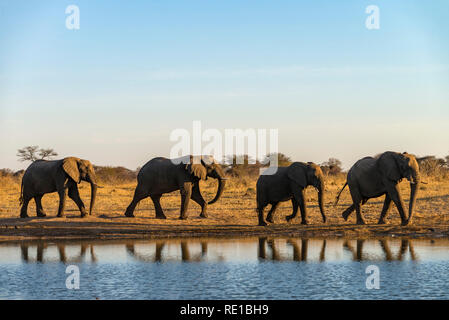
[186,156,207,180]
[62,157,81,183]
[287,162,307,188]
[378,152,402,182]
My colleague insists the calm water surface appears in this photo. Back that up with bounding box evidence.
[1,237,449,300]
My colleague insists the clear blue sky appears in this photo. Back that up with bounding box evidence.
[1,1,448,170]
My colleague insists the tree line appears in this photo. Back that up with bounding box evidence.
[2,146,448,180]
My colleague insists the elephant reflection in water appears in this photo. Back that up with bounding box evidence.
[343,239,417,261]
[258,238,417,262]
[258,238,327,262]
[126,241,208,262]
[20,243,96,263]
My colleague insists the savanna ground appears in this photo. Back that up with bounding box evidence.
[1,169,449,242]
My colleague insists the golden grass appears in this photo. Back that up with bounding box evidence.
[1,173,448,228]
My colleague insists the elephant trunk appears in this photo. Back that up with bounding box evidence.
[88,171,98,216]
[317,180,326,223]
[408,177,419,224]
[208,177,226,205]
[89,183,97,216]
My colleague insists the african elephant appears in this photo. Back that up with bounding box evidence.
[335,151,420,226]
[19,157,98,218]
[256,162,326,226]
[124,155,226,219]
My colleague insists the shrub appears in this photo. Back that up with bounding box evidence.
[418,156,449,179]
[321,158,343,176]
[94,166,137,184]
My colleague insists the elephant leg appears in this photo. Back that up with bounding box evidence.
[257,202,268,226]
[181,242,190,261]
[349,187,365,225]
[287,240,300,261]
[258,237,267,258]
[342,204,356,221]
[124,185,148,217]
[37,243,44,262]
[150,194,166,219]
[319,240,327,262]
[68,186,88,217]
[353,202,364,225]
[292,189,308,225]
[201,242,207,257]
[179,182,192,220]
[378,194,392,224]
[266,202,280,223]
[342,196,368,221]
[267,239,281,260]
[386,185,408,226]
[34,195,47,217]
[20,195,32,218]
[154,243,165,262]
[56,188,67,217]
[191,184,208,218]
[20,244,29,261]
[298,239,308,261]
[286,198,299,222]
[58,244,67,263]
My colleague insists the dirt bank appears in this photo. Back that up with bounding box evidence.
[1,175,449,242]
[0,215,448,243]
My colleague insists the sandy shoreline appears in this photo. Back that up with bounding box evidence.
[2,175,449,243]
[1,216,448,243]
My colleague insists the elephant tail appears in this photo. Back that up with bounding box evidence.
[334,182,348,206]
[19,180,24,205]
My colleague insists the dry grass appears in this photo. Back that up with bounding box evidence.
[1,172,448,229]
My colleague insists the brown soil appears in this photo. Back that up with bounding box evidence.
[1,175,448,242]
[0,216,448,243]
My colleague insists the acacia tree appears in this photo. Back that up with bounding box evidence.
[321,158,343,175]
[38,148,58,160]
[418,156,446,176]
[17,146,58,162]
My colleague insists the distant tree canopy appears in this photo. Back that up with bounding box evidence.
[321,158,343,175]
[224,154,259,166]
[94,166,137,184]
[223,153,292,167]
[223,154,262,177]
[38,148,58,160]
[264,153,292,167]
[417,155,448,176]
[17,146,58,162]
[223,153,292,177]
